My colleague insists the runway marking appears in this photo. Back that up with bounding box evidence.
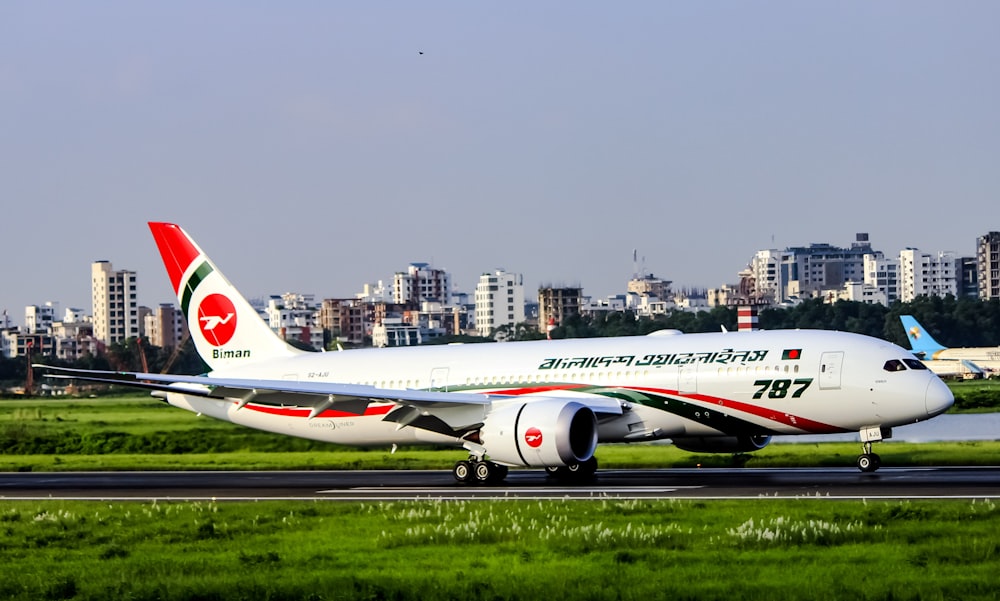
[6,493,1000,502]
[336,486,703,494]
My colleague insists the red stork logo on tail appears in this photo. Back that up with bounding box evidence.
[524,427,543,448]
[197,294,237,347]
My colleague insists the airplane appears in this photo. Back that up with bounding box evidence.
[40,222,954,482]
[901,315,1000,379]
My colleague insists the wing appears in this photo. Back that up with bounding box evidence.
[38,366,623,437]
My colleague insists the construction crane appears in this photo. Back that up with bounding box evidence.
[160,330,190,374]
[135,337,150,373]
[24,339,34,396]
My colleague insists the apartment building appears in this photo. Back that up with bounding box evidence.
[474,270,525,338]
[91,260,140,344]
[538,286,582,333]
[863,253,900,304]
[978,231,1000,300]
[393,263,451,305]
[145,303,188,348]
[265,293,323,350]
[899,249,958,302]
[25,303,57,334]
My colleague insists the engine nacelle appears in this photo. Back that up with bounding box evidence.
[671,434,772,454]
[479,399,597,467]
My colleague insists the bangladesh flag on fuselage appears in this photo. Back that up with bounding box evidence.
[782,349,802,360]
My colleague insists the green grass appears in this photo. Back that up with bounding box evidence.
[3,441,1000,473]
[0,498,998,600]
[949,378,1000,412]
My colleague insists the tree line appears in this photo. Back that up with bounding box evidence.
[1,337,208,391]
[527,296,1000,349]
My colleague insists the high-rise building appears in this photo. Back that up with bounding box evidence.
[146,303,187,348]
[978,232,1000,300]
[782,234,873,300]
[959,257,979,298]
[475,270,525,338]
[91,261,139,345]
[25,302,57,334]
[899,249,958,302]
[393,263,451,305]
[863,253,900,304]
[265,293,323,350]
[538,286,582,333]
[749,234,873,303]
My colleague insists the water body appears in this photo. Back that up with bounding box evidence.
[775,413,1000,444]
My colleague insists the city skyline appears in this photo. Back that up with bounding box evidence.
[4,3,998,321]
[1,229,991,330]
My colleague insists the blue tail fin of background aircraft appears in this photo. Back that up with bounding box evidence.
[900,315,948,358]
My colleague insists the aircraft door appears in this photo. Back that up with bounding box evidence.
[819,352,843,390]
[430,367,449,392]
[678,365,697,394]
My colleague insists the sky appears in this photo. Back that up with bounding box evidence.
[3,2,999,326]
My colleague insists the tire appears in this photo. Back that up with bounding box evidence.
[857,454,879,473]
[453,460,472,483]
[474,461,493,483]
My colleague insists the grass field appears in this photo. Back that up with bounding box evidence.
[2,397,999,600]
[0,498,998,600]
[949,378,1000,411]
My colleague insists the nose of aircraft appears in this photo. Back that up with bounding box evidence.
[925,376,954,417]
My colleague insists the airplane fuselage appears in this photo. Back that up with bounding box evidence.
[166,329,952,450]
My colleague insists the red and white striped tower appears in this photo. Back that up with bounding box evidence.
[737,306,758,332]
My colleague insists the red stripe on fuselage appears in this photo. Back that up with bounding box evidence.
[628,386,843,433]
[242,403,394,419]
[149,222,202,295]
[491,384,588,396]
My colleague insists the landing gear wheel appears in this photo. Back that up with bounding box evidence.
[453,460,472,483]
[568,456,598,478]
[473,460,494,483]
[546,457,599,483]
[471,460,508,485]
[857,437,883,473]
[857,453,881,473]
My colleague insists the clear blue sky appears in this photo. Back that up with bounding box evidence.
[3,2,998,325]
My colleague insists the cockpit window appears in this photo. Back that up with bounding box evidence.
[903,359,928,370]
[883,359,907,372]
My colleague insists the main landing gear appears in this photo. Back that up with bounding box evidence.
[857,426,891,473]
[453,457,508,485]
[451,456,599,485]
[545,456,599,483]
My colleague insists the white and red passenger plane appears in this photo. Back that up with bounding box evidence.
[44,223,954,483]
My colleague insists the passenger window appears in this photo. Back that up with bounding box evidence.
[883,359,907,372]
[903,359,928,370]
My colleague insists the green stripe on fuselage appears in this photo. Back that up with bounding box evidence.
[180,261,214,317]
[449,382,773,437]
[609,388,775,436]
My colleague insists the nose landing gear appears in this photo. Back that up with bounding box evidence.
[857,426,891,473]
[857,442,881,473]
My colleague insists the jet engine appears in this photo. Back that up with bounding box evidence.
[479,399,598,467]
[671,434,772,454]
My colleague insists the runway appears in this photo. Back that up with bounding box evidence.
[1,466,999,501]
